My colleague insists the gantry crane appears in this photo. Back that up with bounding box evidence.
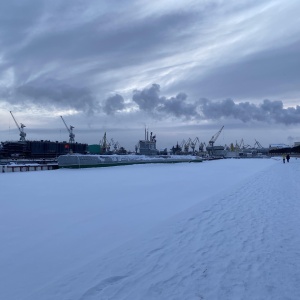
[10,111,26,141]
[208,125,224,155]
[60,116,75,143]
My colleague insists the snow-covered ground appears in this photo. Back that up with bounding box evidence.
[1,158,300,300]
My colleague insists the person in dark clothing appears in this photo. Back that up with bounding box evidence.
[286,154,290,163]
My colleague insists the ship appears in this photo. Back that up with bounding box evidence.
[135,130,158,156]
[58,129,202,168]
[57,153,202,169]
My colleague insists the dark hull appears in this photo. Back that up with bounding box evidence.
[0,140,87,159]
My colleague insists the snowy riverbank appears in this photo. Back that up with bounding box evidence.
[1,158,299,299]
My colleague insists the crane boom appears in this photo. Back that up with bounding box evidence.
[209,125,224,147]
[60,116,75,143]
[254,139,263,149]
[208,126,224,156]
[10,111,26,141]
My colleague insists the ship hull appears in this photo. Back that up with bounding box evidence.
[58,154,202,169]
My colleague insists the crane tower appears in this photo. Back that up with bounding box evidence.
[208,126,224,148]
[10,111,26,141]
[208,125,224,155]
[60,116,75,143]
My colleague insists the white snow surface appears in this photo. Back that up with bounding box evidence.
[1,158,300,300]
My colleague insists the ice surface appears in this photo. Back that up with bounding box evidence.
[1,158,299,300]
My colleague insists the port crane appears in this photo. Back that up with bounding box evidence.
[10,111,26,141]
[199,142,206,152]
[208,125,224,155]
[100,132,110,153]
[184,138,192,153]
[254,139,263,149]
[111,139,120,152]
[179,139,186,151]
[190,137,200,153]
[60,116,75,143]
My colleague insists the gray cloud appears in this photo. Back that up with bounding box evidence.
[132,84,163,112]
[132,84,199,119]
[0,0,43,48]
[2,2,199,88]
[103,83,300,125]
[1,0,300,148]
[177,39,300,102]
[158,92,198,118]
[199,98,300,125]
[1,0,300,108]
[16,78,99,115]
[103,94,125,115]
[7,76,300,127]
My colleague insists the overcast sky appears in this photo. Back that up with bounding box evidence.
[1,0,300,150]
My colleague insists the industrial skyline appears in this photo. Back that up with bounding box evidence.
[1,0,300,150]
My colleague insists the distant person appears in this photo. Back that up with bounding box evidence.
[286,154,290,163]
[282,154,286,163]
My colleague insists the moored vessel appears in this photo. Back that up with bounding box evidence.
[57,154,202,169]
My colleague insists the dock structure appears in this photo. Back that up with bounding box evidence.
[1,163,58,173]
